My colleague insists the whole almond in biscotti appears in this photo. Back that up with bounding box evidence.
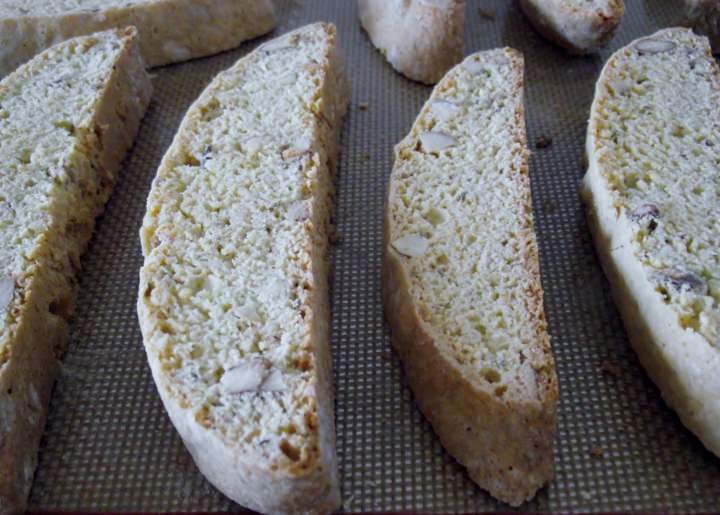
[383,48,558,506]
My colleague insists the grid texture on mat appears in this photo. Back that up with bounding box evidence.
[27,0,720,512]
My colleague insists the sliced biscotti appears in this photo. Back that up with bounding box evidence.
[382,49,558,506]
[0,27,151,513]
[138,23,347,514]
[582,28,720,457]
[358,0,464,84]
[682,0,720,52]
[0,0,277,77]
[519,0,624,54]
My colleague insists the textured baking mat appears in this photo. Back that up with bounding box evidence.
[28,0,720,512]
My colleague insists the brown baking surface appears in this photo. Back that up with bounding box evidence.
[28,0,720,511]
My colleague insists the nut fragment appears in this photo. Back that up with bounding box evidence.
[391,234,429,258]
[282,136,312,160]
[654,268,707,294]
[0,275,13,312]
[464,59,485,75]
[221,357,285,393]
[418,132,456,153]
[235,301,260,322]
[429,100,460,122]
[635,39,676,55]
[260,39,295,54]
[630,203,660,221]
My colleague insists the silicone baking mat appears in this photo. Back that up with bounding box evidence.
[28,0,720,512]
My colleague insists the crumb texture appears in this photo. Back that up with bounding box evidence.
[384,48,557,506]
[138,22,347,513]
[0,28,151,512]
[591,28,720,346]
[388,49,549,398]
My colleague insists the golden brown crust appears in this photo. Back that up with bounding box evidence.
[382,49,557,506]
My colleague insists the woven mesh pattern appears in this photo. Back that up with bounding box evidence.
[28,0,720,511]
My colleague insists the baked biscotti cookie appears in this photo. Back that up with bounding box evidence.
[582,28,720,457]
[382,49,558,506]
[358,0,464,84]
[682,0,720,52]
[0,0,277,77]
[138,22,348,515]
[0,27,151,513]
[519,0,624,54]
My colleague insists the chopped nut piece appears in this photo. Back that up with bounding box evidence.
[635,39,676,55]
[654,268,707,294]
[282,136,312,160]
[630,203,660,221]
[391,234,430,257]
[221,357,285,393]
[418,132,456,153]
[429,100,460,122]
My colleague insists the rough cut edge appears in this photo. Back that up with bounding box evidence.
[681,0,720,53]
[137,22,348,515]
[381,49,558,507]
[0,27,152,514]
[0,0,277,77]
[519,0,624,54]
[358,0,465,84]
[581,27,720,457]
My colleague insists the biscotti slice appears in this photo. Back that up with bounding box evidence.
[138,22,347,514]
[358,0,464,84]
[682,0,720,52]
[519,0,624,54]
[0,27,151,513]
[0,0,277,77]
[382,49,558,506]
[582,28,720,457]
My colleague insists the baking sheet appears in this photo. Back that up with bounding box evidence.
[28,0,720,512]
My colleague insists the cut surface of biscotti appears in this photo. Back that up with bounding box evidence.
[138,22,347,515]
[0,27,151,513]
[358,0,465,84]
[0,0,277,77]
[683,0,720,52]
[582,28,720,457]
[382,48,558,506]
[519,0,624,53]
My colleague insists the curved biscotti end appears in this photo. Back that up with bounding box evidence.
[383,47,558,505]
[0,0,277,78]
[682,0,720,52]
[519,0,624,54]
[138,22,345,514]
[583,27,720,457]
[358,0,465,84]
